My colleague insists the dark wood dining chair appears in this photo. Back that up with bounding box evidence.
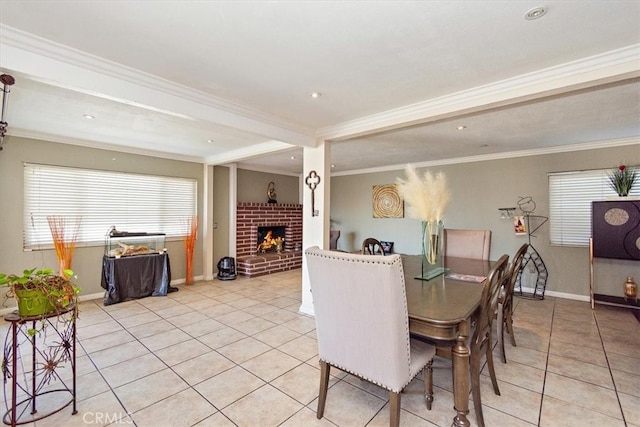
[361,237,385,255]
[470,253,509,427]
[433,253,509,427]
[497,243,529,363]
[305,246,435,427]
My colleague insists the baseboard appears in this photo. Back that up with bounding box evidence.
[517,286,590,302]
[298,302,315,317]
[172,275,204,285]
[79,292,105,302]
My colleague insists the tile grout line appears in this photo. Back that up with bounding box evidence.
[592,307,628,426]
[76,319,139,427]
[98,297,262,425]
[83,289,324,427]
[534,297,554,427]
[82,299,219,426]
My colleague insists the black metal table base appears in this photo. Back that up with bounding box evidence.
[2,307,77,426]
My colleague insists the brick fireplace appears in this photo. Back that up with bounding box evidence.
[235,202,303,277]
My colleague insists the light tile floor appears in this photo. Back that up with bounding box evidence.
[1,269,639,426]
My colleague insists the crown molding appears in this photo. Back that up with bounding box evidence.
[6,129,204,163]
[235,162,302,177]
[204,140,296,165]
[331,137,640,176]
[0,25,316,147]
[319,44,640,142]
[2,25,638,171]
[7,127,298,167]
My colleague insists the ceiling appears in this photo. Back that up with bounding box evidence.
[0,1,639,176]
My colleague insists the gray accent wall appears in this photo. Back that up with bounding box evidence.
[1,135,637,303]
[237,169,300,204]
[0,136,204,298]
[330,145,640,299]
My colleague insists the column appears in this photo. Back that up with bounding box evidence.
[299,140,331,316]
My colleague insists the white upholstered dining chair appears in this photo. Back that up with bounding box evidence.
[443,228,491,260]
[304,246,436,427]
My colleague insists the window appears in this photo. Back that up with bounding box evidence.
[23,163,197,250]
[549,167,639,246]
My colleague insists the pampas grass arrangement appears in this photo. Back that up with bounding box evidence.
[396,165,451,222]
[396,165,451,264]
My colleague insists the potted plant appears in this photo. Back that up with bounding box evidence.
[0,267,80,319]
[608,164,637,197]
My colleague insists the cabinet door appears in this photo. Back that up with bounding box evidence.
[592,200,640,260]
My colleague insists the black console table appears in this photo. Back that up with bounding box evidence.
[101,252,171,305]
[3,306,77,426]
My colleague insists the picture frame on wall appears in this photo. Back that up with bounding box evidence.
[372,184,404,218]
[514,216,527,235]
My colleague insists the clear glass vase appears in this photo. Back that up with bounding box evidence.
[422,220,444,265]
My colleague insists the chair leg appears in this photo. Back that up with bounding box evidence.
[389,391,401,427]
[424,360,433,410]
[507,308,517,347]
[470,351,485,427]
[497,303,506,364]
[486,338,501,396]
[317,361,330,419]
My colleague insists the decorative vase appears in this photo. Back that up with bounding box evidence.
[624,276,637,299]
[422,220,444,265]
[15,288,56,317]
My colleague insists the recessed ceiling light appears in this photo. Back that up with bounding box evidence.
[311,92,321,98]
[457,125,466,130]
[290,156,296,160]
[83,114,95,119]
[331,164,335,168]
[525,7,547,20]
[207,139,214,143]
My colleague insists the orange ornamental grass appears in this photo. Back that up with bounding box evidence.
[183,216,198,285]
[47,216,82,278]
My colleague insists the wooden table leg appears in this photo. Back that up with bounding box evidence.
[451,319,471,427]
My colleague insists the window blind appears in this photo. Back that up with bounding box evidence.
[23,163,197,250]
[548,168,639,246]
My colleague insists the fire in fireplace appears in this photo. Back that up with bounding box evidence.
[257,226,286,253]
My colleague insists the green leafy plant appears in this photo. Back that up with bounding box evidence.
[0,268,80,335]
[608,165,637,197]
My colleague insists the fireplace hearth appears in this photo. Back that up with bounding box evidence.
[235,203,303,277]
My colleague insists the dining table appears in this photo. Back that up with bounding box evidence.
[402,254,492,427]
